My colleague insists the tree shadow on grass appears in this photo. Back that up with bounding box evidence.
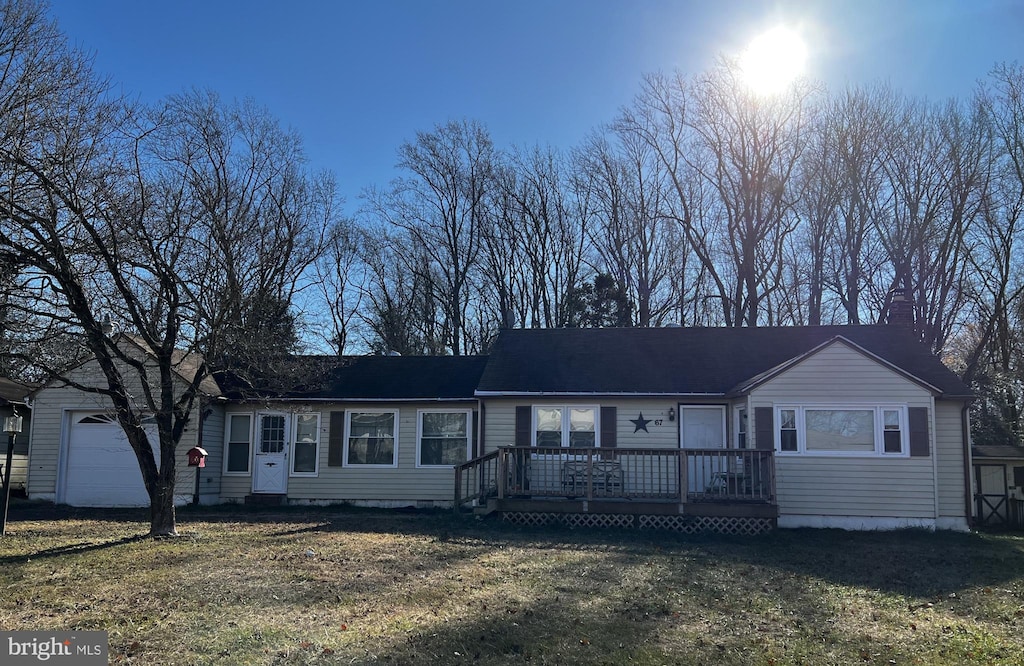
[0,533,148,565]
[700,527,1024,599]
[12,500,1024,600]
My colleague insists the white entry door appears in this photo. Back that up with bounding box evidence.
[253,413,289,494]
[679,406,727,494]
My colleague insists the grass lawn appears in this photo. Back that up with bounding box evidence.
[1,502,1023,665]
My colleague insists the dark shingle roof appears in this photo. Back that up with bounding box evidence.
[972,445,1024,460]
[0,378,31,406]
[476,326,972,398]
[221,355,488,401]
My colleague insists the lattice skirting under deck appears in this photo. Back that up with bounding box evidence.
[501,511,775,535]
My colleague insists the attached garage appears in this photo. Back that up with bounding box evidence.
[61,412,157,507]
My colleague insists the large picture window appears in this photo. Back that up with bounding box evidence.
[532,406,598,448]
[775,405,907,456]
[417,410,472,467]
[291,413,321,476]
[224,413,252,474]
[345,411,398,467]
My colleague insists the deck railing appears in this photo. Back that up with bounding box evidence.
[454,450,500,510]
[455,446,775,508]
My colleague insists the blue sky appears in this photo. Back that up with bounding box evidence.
[47,0,1024,216]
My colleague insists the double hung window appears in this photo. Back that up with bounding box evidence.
[775,405,908,456]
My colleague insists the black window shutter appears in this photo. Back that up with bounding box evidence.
[601,406,617,448]
[327,411,346,466]
[908,407,929,457]
[515,406,531,447]
[754,407,774,450]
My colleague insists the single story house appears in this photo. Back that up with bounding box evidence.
[21,324,975,532]
[0,377,32,493]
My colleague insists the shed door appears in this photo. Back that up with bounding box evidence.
[975,464,1008,526]
[63,413,158,507]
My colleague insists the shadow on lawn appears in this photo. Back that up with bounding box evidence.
[701,527,1024,600]
[11,500,1024,600]
[0,533,148,565]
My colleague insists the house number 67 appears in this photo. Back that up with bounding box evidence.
[653,419,664,426]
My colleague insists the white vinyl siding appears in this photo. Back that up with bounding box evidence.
[220,402,476,504]
[196,404,224,500]
[935,400,969,518]
[774,456,937,517]
[750,339,940,521]
[27,354,201,502]
[481,399,682,453]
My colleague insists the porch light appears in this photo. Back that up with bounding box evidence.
[668,407,675,422]
[3,415,21,436]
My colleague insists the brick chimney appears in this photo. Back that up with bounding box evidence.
[887,288,914,329]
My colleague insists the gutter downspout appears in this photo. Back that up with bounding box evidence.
[477,399,485,457]
[962,401,974,528]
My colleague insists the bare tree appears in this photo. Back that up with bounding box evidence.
[152,90,334,380]
[963,64,1024,444]
[364,120,493,354]
[575,130,680,326]
[0,1,336,534]
[618,62,816,326]
[312,216,366,355]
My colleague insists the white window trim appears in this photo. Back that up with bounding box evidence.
[531,405,600,448]
[343,409,400,468]
[415,408,473,468]
[223,412,254,476]
[734,406,748,450]
[289,412,322,477]
[774,404,910,457]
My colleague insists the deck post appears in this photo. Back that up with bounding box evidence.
[586,449,594,500]
[678,449,688,503]
[497,449,507,499]
[454,464,463,512]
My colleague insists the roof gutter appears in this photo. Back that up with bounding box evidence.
[473,391,727,398]
[229,397,478,404]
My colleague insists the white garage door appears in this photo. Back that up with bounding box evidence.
[64,413,159,507]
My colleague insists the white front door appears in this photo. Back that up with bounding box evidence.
[679,406,727,494]
[253,413,289,494]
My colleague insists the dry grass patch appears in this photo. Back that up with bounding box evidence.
[1,502,1023,664]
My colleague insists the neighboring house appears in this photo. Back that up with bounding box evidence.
[0,377,32,493]
[971,445,1024,528]
[21,324,975,532]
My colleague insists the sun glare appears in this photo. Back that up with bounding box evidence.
[738,26,808,95]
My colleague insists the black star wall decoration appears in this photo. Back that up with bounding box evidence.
[630,412,651,433]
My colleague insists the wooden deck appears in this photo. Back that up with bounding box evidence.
[456,446,777,520]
